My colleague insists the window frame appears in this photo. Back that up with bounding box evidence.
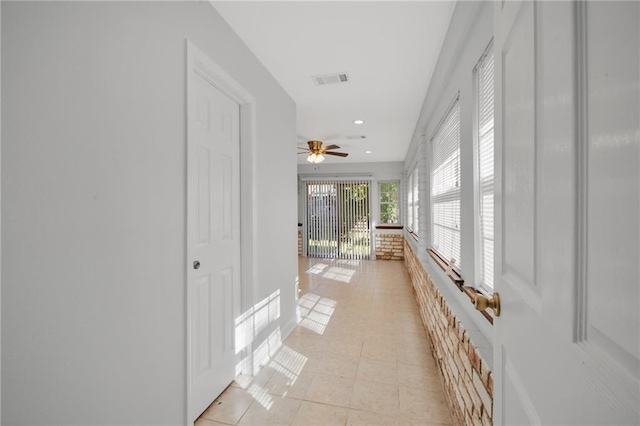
[473,41,495,295]
[407,170,413,232]
[425,46,497,326]
[378,180,401,225]
[412,167,419,235]
[407,166,419,235]
[430,93,462,271]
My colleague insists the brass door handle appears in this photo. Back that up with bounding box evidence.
[474,292,500,317]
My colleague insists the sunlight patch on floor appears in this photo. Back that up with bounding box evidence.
[336,259,361,267]
[306,263,328,275]
[316,297,337,309]
[297,293,337,335]
[270,346,307,380]
[247,382,273,410]
[298,293,320,309]
[252,327,283,372]
[322,266,356,283]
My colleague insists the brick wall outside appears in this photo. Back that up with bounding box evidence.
[404,239,493,426]
[375,234,404,260]
[298,229,302,256]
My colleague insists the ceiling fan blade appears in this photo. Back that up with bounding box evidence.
[297,152,310,155]
[324,151,349,157]
[323,144,341,151]
[297,146,310,150]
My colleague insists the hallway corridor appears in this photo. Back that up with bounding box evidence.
[196,257,453,425]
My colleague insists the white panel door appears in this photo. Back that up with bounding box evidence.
[187,72,241,421]
[493,1,640,424]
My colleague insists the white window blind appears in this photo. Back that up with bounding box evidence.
[407,172,413,230]
[431,97,461,267]
[477,45,494,290]
[412,167,419,234]
[305,179,371,260]
[407,166,419,234]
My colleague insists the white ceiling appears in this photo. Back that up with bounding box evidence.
[212,1,456,164]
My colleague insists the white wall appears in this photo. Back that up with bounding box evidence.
[1,2,297,424]
[403,1,494,358]
[298,161,403,181]
[0,2,3,419]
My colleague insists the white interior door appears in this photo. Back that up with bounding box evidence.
[493,1,640,424]
[187,70,241,421]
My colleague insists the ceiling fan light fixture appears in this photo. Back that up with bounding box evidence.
[307,153,325,164]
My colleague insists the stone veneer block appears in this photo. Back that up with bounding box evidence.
[375,234,404,260]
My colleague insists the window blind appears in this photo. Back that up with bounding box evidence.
[305,179,371,260]
[431,98,461,267]
[477,45,495,290]
[407,166,419,233]
[407,172,414,230]
[412,167,419,234]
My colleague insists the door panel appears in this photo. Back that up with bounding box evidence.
[195,147,211,246]
[494,1,640,424]
[585,1,640,374]
[188,71,241,421]
[503,351,540,425]
[195,276,212,375]
[220,156,233,240]
[502,1,538,306]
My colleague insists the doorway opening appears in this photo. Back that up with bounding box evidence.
[303,179,371,260]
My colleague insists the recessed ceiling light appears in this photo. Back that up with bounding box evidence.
[353,119,365,125]
[365,150,372,154]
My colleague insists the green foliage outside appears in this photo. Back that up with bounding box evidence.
[380,182,399,224]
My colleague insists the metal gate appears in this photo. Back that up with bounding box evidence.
[304,179,371,260]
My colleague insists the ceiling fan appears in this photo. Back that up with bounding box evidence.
[297,140,349,164]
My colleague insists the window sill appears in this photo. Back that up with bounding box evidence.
[427,248,463,286]
[376,225,403,230]
[422,252,494,365]
[462,285,494,325]
[427,248,493,325]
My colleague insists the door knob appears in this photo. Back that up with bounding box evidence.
[193,261,200,270]
[474,292,500,317]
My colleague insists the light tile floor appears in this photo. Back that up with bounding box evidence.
[196,257,453,426]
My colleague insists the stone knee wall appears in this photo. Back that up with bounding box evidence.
[404,239,493,426]
[375,234,404,260]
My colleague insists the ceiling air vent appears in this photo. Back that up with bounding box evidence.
[346,135,367,140]
[312,72,350,86]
